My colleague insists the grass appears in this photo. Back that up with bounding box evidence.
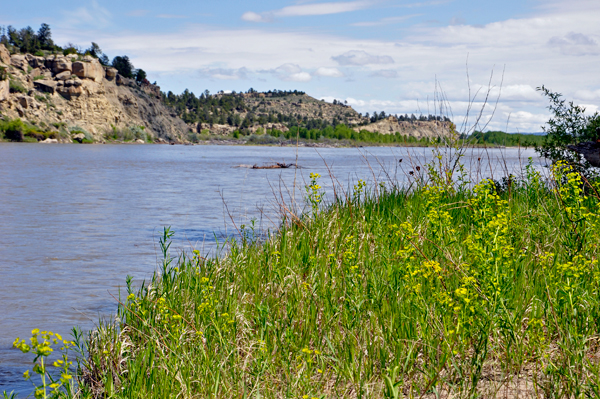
[53,156,598,399]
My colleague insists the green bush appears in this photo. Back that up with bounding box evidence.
[0,119,26,141]
[9,79,27,94]
[536,86,600,178]
[70,126,94,143]
[104,125,150,142]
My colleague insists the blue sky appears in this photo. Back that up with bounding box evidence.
[2,0,600,132]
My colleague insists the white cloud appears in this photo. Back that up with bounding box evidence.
[574,89,600,101]
[370,69,398,78]
[241,12,270,22]
[276,1,370,17]
[332,50,394,66]
[201,67,249,80]
[449,16,466,26]
[273,64,312,82]
[314,67,344,77]
[548,32,600,56]
[352,15,420,27]
[242,1,371,22]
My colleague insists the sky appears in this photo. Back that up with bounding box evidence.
[2,0,600,132]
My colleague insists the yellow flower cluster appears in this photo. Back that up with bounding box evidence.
[13,329,75,398]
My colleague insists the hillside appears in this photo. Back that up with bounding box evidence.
[164,89,363,136]
[0,43,189,143]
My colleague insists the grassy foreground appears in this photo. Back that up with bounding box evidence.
[8,160,600,398]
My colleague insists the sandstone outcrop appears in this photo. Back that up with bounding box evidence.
[354,116,452,139]
[105,67,118,81]
[11,54,28,71]
[72,61,104,82]
[0,49,190,143]
[52,57,72,74]
[26,54,45,68]
[34,80,57,94]
[55,71,71,80]
[0,44,11,65]
[0,80,9,102]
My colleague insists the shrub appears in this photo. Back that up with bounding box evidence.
[0,67,7,81]
[536,86,600,177]
[70,126,94,143]
[9,79,27,94]
[26,131,44,141]
[2,119,26,142]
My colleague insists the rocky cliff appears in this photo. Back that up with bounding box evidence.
[0,44,189,143]
[355,116,453,139]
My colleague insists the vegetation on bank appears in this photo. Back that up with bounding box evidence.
[185,125,544,147]
[461,130,545,147]
[9,155,600,398]
[0,118,62,142]
[0,117,155,144]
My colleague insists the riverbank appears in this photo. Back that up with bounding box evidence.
[27,158,597,398]
[0,136,535,149]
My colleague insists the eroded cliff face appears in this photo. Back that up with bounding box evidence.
[0,44,189,142]
[355,116,454,139]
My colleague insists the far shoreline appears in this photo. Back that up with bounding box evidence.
[0,139,538,150]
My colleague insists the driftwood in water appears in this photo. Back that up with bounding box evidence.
[568,141,600,167]
[252,163,297,169]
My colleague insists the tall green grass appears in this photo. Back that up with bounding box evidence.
[69,157,600,398]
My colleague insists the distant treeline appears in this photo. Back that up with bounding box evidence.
[462,131,545,146]
[363,111,451,124]
[206,124,457,145]
[206,125,546,147]
[162,89,348,128]
[0,23,149,83]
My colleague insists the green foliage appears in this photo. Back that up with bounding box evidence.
[1,23,56,53]
[134,68,147,83]
[104,125,150,142]
[9,79,26,94]
[462,130,545,147]
[0,117,55,142]
[0,67,7,81]
[536,86,600,177]
[111,56,134,79]
[163,89,247,125]
[62,46,78,56]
